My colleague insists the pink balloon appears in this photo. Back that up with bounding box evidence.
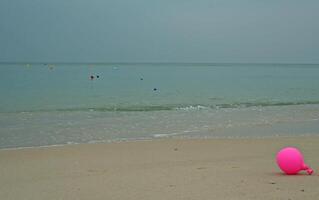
[276,147,313,175]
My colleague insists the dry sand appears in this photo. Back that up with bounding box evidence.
[1,136,319,200]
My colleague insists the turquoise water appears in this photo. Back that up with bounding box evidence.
[1,63,319,148]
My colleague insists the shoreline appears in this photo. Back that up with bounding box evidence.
[1,136,319,199]
[1,134,319,151]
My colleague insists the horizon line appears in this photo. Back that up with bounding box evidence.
[0,61,318,65]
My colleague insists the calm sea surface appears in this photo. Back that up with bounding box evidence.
[1,63,319,149]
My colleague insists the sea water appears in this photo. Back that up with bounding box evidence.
[1,63,319,149]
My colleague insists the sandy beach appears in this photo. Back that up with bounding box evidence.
[1,136,319,200]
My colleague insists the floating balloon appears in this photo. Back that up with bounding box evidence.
[276,147,313,175]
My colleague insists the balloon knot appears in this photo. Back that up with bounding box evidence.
[307,168,314,175]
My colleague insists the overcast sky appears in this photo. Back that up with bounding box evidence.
[0,0,318,63]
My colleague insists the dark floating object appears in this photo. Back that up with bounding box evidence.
[153,88,158,91]
[48,65,54,70]
[96,75,100,78]
[90,75,94,80]
[140,78,143,80]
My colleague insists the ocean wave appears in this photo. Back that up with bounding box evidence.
[3,100,319,114]
[175,105,209,111]
[41,100,319,111]
[215,100,319,108]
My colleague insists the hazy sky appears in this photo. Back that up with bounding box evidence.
[0,0,318,63]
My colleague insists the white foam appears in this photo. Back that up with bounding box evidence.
[175,105,208,111]
[153,132,182,138]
